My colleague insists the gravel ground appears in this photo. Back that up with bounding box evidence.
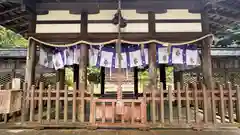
[1,129,240,135]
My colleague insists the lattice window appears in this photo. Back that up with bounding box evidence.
[182,72,198,85]
[37,72,57,87]
[228,72,240,86]
[0,73,12,86]
[212,72,225,84]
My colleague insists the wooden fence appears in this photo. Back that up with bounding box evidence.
[0,82,240,129]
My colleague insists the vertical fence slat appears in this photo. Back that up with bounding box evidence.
[193,83,199,123]
[168,85,173,123]
[90,84,95,124]
[141,100,146,124]
[4,83,11,123]
[227,82,234,123]
[141,88,147,124]
[47,85,51,122]
[177,82,182,123]
[64,85,68,122]
[0,85,2,122]
[80,89,85,122]
[102,102,106,123]
[29,85,35,122]
[21,83,27,123]
[152,90,156,124]
[185,84,190,123]
[112,101,115,123]
[219,85,225,123]
[131,101,135,124]
[211,84,216,124]
[72,82,77,122]
[236,85,240,123]
[55,82,60,124]
[38,82,43,123]
[202,84,208,123]
[160,82,164,123]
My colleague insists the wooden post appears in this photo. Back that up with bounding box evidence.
[201,5,213,89]
[148,12,157,89]
[59,69,65,90]
[25,13,36,89]
[201,2,214,122]
[73,65,79,89]
[134,67,139,98]
[236,85,240,123]
[174,71,183,89]
[100,67,105,95]
[160,64,166,90]
[78,11,88,122]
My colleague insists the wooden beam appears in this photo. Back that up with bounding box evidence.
[208,13,240,23]
[7,22,29,29]
[0,13,28,25]
[36,19,201,24]
[208,20,232,29]
[27,32,204,43]
[215,2,240,13]
[0,7,21,15]
[36,0,201,12]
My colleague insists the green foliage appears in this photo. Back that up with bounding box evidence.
[0,26,27,48]
[87,66,101,84]
[65,68,74,86]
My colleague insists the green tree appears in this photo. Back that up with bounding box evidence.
[0,26,27,48]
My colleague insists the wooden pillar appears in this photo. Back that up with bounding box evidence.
[159,64,166,90]
[25,13,37,89]
[201,4,214,122]
[174,71,183,89]
[100,67,105,95]
[73,65,79,89]
[78,11,88,122]
[201,7,213,89]
[59,69,65,90]
[148,12,157,89]
[134,67,139,98]
[79,11,88,90]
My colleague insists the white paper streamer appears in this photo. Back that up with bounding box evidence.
[64,48,74,66]
[53,52,64,70]
[100,51,114,68]
[129,50,143,67]
[73,48,81,64]
[158,47,169,64]
[172,48,184,64]
[186,49,200,66]
[39,48,49,67]
[115,52,127,68]
[89,48,99,67]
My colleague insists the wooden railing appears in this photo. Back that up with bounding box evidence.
[0,82,239,129]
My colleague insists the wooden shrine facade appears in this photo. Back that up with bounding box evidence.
[1,0,240,129]
[19,0,214,91]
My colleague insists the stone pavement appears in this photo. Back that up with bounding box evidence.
[1,129,240,135]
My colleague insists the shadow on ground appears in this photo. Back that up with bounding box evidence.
[2,129,240,135]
